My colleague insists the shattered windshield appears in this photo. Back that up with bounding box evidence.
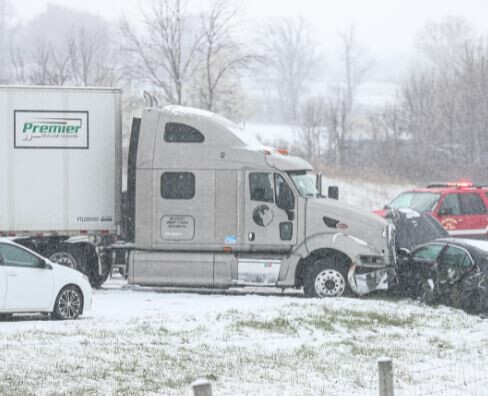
[288,171,319,198]
[389,192,440,212]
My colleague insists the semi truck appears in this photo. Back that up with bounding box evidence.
[0,86,396,297]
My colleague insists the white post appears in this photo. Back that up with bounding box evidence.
[378,357,394,396]
[191,379,212,396]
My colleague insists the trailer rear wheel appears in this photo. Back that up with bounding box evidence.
[49,250,78,270]
[50,243,111,288]
[87,251,112,288]
[303,256,352,298]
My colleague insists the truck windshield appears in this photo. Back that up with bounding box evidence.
[288,171,319,198]
[389,192,441,212]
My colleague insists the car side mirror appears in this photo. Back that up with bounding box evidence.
[397,248,411,260]
[0,255,4,265]
[383,204,390,210]
[328,186,339,200]
[38,259,52,270]
[439,208,453,216]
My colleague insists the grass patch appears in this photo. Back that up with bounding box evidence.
[233,316,297,335]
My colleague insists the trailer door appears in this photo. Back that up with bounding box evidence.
[244,171,297,250]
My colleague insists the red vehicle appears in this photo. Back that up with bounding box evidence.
[376,181,488,239]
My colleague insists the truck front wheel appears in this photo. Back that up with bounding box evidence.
[303,256,352,298]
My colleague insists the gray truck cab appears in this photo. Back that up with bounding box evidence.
[127,105,395,297]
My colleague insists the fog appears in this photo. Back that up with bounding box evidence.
[11,0,488,81]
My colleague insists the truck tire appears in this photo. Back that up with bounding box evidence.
[52,285,83,320]
[88,252,112,288]
[303,256,352,298]
[50,243,111,288]
[49,245,79,271]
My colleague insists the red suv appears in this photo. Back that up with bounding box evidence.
[375,181,488,239]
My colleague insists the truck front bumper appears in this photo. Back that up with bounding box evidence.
[348,264,396,295]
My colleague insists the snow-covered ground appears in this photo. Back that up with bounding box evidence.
[3,179,478,396]
[0,276,487,396]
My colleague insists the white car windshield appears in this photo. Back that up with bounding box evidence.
[389,192,441,212]
[288,171,319,198]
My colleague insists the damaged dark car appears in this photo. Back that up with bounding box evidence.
[396,238,488,314]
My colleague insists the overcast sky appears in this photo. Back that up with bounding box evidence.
[10,0,488,83]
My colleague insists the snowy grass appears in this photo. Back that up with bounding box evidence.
[0,278,487,395]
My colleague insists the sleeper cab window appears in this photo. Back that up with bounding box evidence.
[161,172,195,200]
[249,173,274,202]
[164,122,204,143]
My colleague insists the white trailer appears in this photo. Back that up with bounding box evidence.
[0,86,395,296]
[0,86,122,286]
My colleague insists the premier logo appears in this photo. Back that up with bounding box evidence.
[22,118,82,134]
[14,110,89,149]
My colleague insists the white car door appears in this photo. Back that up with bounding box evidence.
[0,243,54,311]
[0,257,6,310]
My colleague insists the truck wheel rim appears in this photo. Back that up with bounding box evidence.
[58,290,81,319]
[315,269,345,297]
[49,252,76,269]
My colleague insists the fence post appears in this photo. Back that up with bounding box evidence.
[192,379,213,396]
[378,357,394,396]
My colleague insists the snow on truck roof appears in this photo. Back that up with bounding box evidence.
[163,105,240,129]
[161,106,312,170]
[163,105,264,148]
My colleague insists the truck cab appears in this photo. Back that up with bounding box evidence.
[127,106,395,297]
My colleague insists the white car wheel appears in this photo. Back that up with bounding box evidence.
[53,286,83,320]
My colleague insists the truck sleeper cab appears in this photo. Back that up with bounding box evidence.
[128,105,395,297]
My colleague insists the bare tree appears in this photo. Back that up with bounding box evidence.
[0,0,12,82]
[324,27,371,166]
[120,0,203,105]
[9,6,118,86]
[195,0,254,116]
[416,15,474,72]
[0,0,9,37]
[385,18,488,181]
[295,96,326,164]
[261,16,318,122]
[68,28,120,86]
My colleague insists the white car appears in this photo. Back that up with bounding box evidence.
[0,239,92,320]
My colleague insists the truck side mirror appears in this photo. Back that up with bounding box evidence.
[328,186,339,200]
[315,173,323,196]
[0,254,3,265]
